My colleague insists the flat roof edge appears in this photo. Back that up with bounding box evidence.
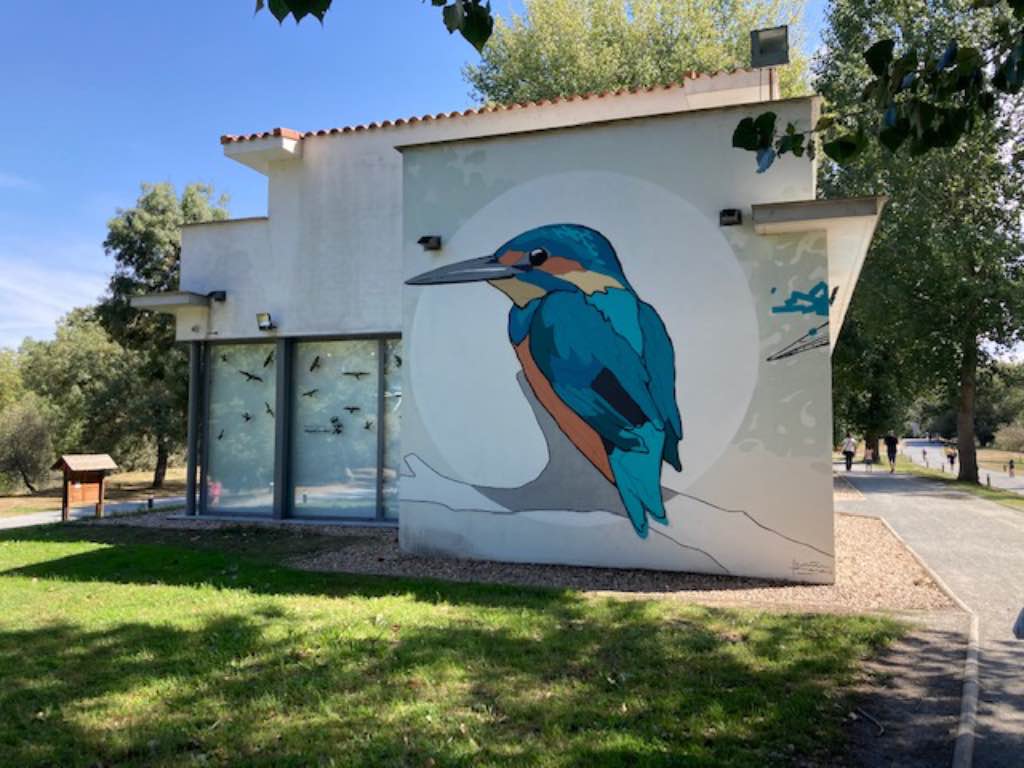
[751,195,887,233]
[130,291,212,311]
[393,94,822,152]
[182,216,269,229]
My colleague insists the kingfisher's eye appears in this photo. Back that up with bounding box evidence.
[528,248,549,266]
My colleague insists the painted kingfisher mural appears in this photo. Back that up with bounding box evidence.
[406,224,683,538]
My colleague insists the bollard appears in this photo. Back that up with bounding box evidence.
[147,496,154,510]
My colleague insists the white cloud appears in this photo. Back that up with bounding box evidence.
[0,239,111,349]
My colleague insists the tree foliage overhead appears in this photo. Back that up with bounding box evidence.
[97,183,228,488]
[736,0,1024,169]
[255,0,495,51]
[464,0,808,105]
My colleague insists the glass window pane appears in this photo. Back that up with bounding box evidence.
[382,339,402,519]
[292,339,379,518]
[206,343,277,516]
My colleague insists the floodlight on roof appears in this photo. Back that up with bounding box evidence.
[751,26,790,68]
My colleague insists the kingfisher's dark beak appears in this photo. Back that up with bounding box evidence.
[405,255,524,286]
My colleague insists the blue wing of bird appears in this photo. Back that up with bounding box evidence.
[637,300,683,471]
[527,291,678,537]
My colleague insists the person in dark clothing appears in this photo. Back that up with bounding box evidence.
[884,433,899,473]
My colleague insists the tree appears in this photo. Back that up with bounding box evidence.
[0,349,23,414]
[0,393,53,493]
[463,0,808,105]
[819,0,1024,483]
[734,0,1023,170]
[912,361,1024,444]
[832,308,924,455]
[19,309,142,462]
[97,183,229,488]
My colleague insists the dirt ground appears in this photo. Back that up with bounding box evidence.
[96,507,953,615]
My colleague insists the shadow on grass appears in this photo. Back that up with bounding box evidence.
[0,520,823,597]
[0,534,580,613]
[0,597,898,768]
[0,528,907,766]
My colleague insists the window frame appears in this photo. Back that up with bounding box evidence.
[199,332,401,523]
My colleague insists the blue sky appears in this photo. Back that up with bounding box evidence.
[0,1,827,349]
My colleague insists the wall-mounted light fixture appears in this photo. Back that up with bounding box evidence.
[417,235,442,251]
[256,312,277,331]
[207,290,227,302]
[719,209,743,226]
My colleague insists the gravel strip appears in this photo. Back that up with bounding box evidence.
[94,511,952,614]
[833,474,865,502]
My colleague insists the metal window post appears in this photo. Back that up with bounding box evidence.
[272,338,292,519]
[375,338,387,519]
[185,341,202,516]
[198,343,212,515]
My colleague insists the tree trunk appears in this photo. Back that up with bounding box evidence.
[153,439,168,489]
[957,339,979,484]
[18,468,37,494]
[865,433,881,459]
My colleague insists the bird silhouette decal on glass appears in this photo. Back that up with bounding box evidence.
[343,371,370,380]
[263,350,275,368]
[238,370,263,383]
[301,388,319,398]
[364,419,375,431]
[406,223,683,538]
[309,355,321,373]
[242,412,252,422]
[265,401,275,418]
[344,406,361,414]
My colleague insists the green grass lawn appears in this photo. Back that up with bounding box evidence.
[896,456,1024,513]
[0,524,902,768]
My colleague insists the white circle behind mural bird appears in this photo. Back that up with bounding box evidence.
[409,171,758,492]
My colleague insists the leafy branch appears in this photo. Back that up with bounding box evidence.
[734,0,1024,170]
[254,0,495,51]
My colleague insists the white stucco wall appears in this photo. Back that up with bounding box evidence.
[179,72,814,343]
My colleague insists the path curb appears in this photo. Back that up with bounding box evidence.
[873,515,979,768]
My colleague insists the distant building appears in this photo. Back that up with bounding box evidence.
[135,69,883,584]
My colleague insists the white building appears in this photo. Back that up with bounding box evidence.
[135,68,883,584]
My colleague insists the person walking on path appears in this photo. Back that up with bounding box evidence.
[841,433,857,472]
[947,446,957,471]
[1010,458,1016,478]
[864,445,875,472]
[884,433,899,473]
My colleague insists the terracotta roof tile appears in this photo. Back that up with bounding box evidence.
[220,70,750,145]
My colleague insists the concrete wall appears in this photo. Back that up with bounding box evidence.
[398,99,836,583]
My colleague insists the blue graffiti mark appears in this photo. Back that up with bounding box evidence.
[771,281,829,317]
